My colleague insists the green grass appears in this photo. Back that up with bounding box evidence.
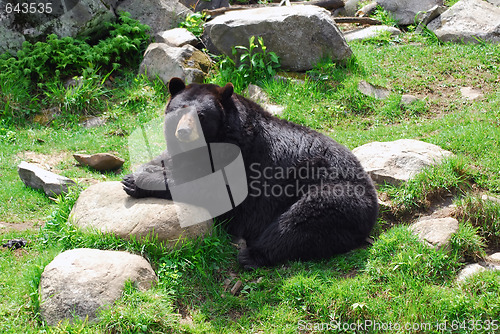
[1,31,500,333]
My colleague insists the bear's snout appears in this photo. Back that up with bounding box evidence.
[176,110,200,143]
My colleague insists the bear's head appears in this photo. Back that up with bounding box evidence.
[164,78,234,148]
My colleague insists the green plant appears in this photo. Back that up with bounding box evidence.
[449,222,487,262]
[210,36,280,92]
[178,12,208,37]
[372,6,399,27]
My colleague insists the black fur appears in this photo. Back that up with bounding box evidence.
[122,79,379,268]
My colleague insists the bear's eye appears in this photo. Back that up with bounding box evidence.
[198,113,205,121]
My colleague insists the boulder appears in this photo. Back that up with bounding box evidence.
[0,24,25,55]
[73,153,125,171]
[180,0,230,12]
[377,0,444,26]
[352,139,453,186]
[155,28,199,47]
[116,0,192,34]
[139,43,211,85]
[40,248,157,325]
[427,0,500,44]
[70,181,212,243]
[415,5,447,33]
[410,217,459,249]
[203,5,352,72]
[344,25,402,42]
[17,161,76,196]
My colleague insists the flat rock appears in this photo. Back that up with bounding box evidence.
[139,43,211,85]
[353,139,453,186]
[70,181,212,244]
[358,80,391,100]
[79,116,106,128]
[410,217,459,249]
[488,252,500,264]
[427,0,500,44]
[18,161,76,196]
[40,248,157,325]
[344,25,402,42]
[377,0,444,26]
[460,87,484,101]
[456,263,487,282]
[400,94,419,105]
[203,5,352,72]
[155,28,198,47]
[73,153,124,171]
[244,84,285,116]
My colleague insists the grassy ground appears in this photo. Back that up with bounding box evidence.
[1,31,500,333]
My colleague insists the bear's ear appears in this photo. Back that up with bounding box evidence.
[169,77,186,97]
[221,83,234,102]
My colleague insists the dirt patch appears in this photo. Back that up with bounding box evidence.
[0,221,44,234]
[16,151,72,173]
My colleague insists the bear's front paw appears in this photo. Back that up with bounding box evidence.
[238,248,262,270]
[122,174,142,198]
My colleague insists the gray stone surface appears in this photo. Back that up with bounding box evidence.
[344,0,365,16]
[73,153,125,171]
[358,80,392,100]
[410,217,459,249]
[116,0,192,34]
[352,139,453,186]
[427,0,500,44]
[70,181,212,244]
[40,248,157,325]
[377,0,444,25]
[18,161,76,196]
[244,84,285,116]
[400,94,419,105]
[344,25,402,42]
[139,43,211,85]
[456,263,487,282]
[415,5,447,33]
[0,24,25,55]
[180,0,230,12]
[155,28,198,47]
[204,5,352,72]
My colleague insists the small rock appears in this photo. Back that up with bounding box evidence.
[73,153,125,171]
[410,217,459,249]
[456,263,486,282]
[33,107,60,126]
[244,84,285,116]
[2,238,27,249]
[79,116,106,128]
[415,5,447,33]
[400,94,419,106]
[487,252,500,264]
[40,248,157,325]
[481,194,500,205]
[345,25,402,42]
[18,161,76,196]
[353,139,453,186]
[355,2,378,17]
[460,87,484,101]
[230,280,243,295]
[155,28,198,47]
[358,80,392,100]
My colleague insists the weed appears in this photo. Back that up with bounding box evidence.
[371,6,399,27]
[449,222,487,262]
[178,12,208,37]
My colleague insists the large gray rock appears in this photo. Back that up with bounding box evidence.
[410,217,459,249]
[40,248,157,325]
[70,181,212,244]
[139,43,211,84]
[17,161,76,196]
[155,28,199,47]
[180,0,229,12]
[0,24,25,55]
[345,25,402,42]
[352,139,453,186]
[204,5,352,72]
[377,0,444,26]
[427,0,500,44]
[116,0,192,34]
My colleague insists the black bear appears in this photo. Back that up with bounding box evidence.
[122,78,378,269]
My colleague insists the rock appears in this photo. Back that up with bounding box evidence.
[230,280,243,295]
[244,84,285,116]
[17,161,76,196]
[155,28,199,47]
[358,80,391,100]
[456,263,487,282]
[344,0,365,16]
[344,25,402,42]
[0,24,25,55]
[427,0,500,44]
[73,153,125,171]
[33,108,60,126]
[116,0,192,34]
[70,181,212,244]
[415,5,447,33]
[79,116,106,128]
[488,252,500,264]
[180,0,229,12]
[377,0,444,26]
[460,87,484,101]
[485,0,500,6]
[356,2,379,17]
[400,94,419,105]
[352,139,453,186]
[481,194,500,205]
[139,43,211,85]
[410,217,459,249]
[40,248,157,325]
[204,6,352,72]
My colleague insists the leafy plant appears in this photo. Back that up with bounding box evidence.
[210,36,280,92]
[372,6,399,27]
[178,12,208,37]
